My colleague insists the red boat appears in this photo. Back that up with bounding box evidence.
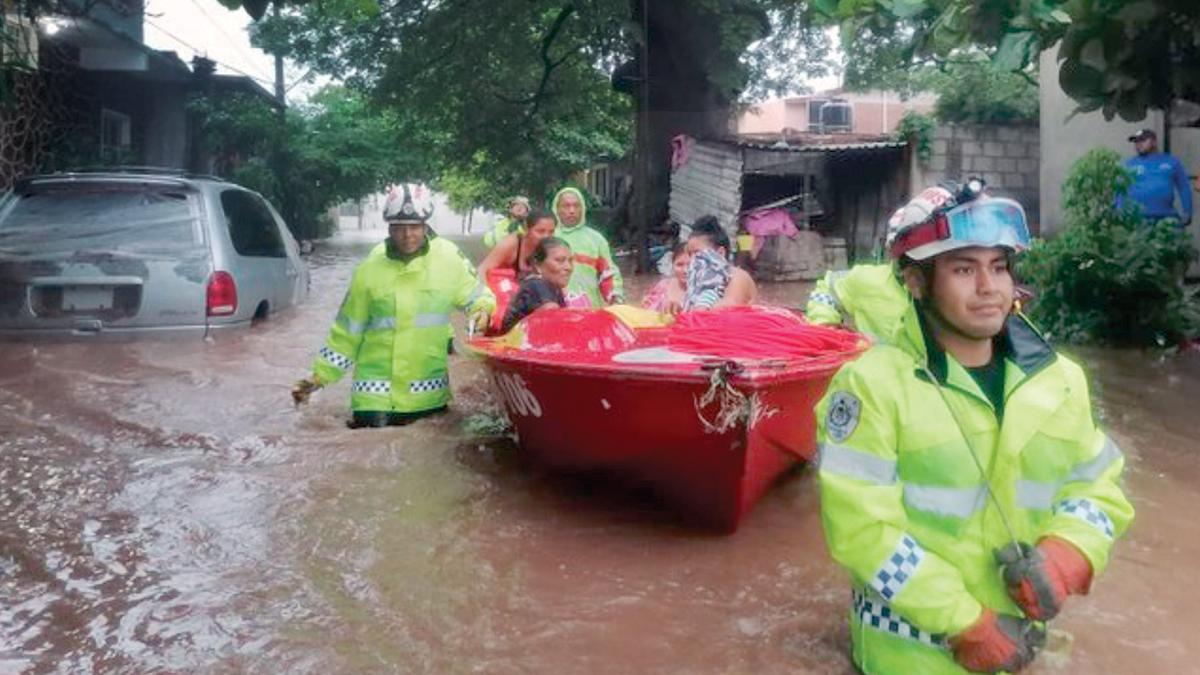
[469,306,864,532]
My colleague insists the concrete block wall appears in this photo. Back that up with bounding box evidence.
[912,123,1041,229]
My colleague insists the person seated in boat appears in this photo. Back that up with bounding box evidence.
[500,236,574,333]
[641,241,688,314]
[683,215,757,311]
[478,209,558,280]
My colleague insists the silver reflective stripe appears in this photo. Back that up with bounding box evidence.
[338,314,366,336]
[903,483,986,519]
[366,316,397,331]
[818,443,897,485]
[1017,437,1124,511]
[1016,479,1058,511]
[827,269,850,306]
[1068,436,1123,483]
[829,269,851,283]
[412,313,450,328]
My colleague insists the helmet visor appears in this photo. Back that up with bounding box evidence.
[943,198,1030,251]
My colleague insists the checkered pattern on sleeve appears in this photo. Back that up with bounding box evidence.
[408,376,448,394]
[870,534,924,601]
[352,380,391,395]
[810,291,838,308]
[853,589,947,649]
[1054,498,1115,539]
[320,346,354,372]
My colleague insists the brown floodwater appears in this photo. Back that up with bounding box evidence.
[0,232,1196,674]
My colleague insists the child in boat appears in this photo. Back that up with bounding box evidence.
[478,210,558,280]
[683,216,757,311]
[641,241,688,314]
[500,237,573,333]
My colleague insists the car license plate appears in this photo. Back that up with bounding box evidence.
[62,286,113,311]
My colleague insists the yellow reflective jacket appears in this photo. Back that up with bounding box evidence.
[816,301,1133,675]
[806,264,908,343]
[483,216,523,249]
[312,238,495,413]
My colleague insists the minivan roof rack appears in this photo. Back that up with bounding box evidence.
[57,166,227,182]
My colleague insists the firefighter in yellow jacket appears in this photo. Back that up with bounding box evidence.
[815,180,1133,674]
[806,263,908,343]
[292,184,495,428]
[483,196,531,249]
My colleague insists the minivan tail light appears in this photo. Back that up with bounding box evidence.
[206,271,238,316]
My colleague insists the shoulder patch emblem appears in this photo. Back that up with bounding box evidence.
[825,391,861,443]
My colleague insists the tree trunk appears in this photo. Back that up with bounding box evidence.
[628,0,740,272]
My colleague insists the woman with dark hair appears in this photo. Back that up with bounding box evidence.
[478,210,557,279]
[640,241,689,314]
[500,236,573,333]
[684,216,757,310]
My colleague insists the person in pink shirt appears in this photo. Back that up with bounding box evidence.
[641,242,689,314]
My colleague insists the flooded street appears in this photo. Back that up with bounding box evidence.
[1,233,1198,674]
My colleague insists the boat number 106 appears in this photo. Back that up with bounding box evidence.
[493,372,543,418]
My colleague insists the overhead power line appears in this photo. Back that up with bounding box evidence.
[143,16,275,90]
[187,0,273,83]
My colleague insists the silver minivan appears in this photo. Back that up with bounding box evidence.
[0,170,309,340]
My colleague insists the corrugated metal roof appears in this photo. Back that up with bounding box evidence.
[725,138,908,153]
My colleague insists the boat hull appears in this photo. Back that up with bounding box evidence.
[484,357,837,532]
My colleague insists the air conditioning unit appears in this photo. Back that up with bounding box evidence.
[2,13,39,70]
[820,100,854,134]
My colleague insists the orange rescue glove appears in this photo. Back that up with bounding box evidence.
[996,537,1093,621]
[950,608,1043,673]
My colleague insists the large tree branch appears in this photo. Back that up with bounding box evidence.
[529,4,579,117]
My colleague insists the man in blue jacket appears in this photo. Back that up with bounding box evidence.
[1123,128,1192,226]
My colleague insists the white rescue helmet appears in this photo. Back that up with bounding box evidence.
[887,178,1030,262]
[383,183,435,225]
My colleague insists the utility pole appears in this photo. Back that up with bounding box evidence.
[270,3,297,239]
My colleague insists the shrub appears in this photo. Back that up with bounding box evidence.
[1017,148,1198,345]
[894,111,935,163]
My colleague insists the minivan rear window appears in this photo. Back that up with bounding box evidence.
[0,186,204,256]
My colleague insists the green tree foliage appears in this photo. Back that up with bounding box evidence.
[437,155,499,216]
[245,1,832,247]
[930,60,1038,124]
[737,7,835,102]
[820,0,1200,121]
[841,27,1038,125]
[191,86,406,239]
[1017,148,1198,345]
[250,1,632,206]
[894,110,934,161]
